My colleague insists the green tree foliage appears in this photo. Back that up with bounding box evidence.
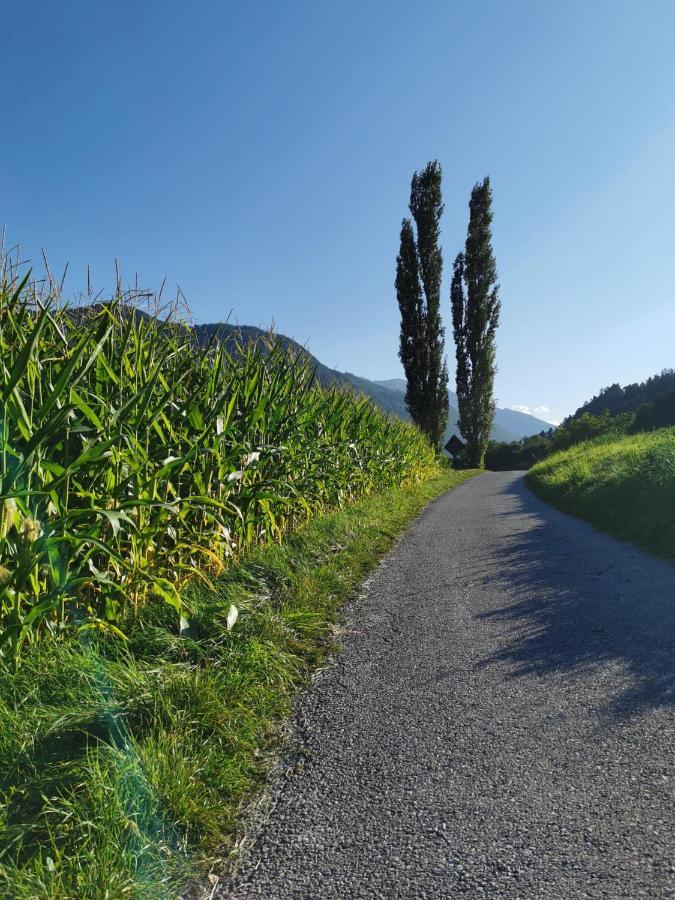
[485,433,552,470]
[569,368,675,420]
[554,411,634,449]
[396,161,449,447]
[451,177,501,467]
[632,391,675,432]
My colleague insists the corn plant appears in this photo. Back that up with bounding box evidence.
[0,265,438,657]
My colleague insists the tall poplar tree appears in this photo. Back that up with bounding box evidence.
[451,177,501,467]
[396,160,449,448]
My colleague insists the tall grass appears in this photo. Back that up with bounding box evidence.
[0,265,437,657]
[527,428,675,558]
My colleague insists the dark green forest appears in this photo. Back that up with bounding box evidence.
[571,369,675,419]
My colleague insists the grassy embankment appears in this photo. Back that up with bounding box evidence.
[0,267,477,896]
[527,428,675,558]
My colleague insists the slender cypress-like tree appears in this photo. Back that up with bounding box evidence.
[396,160,449,447]
[451,177,501,467]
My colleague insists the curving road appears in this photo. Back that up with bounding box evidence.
[226,472,675,899]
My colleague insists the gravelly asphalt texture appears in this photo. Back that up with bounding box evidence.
[225,472,675,899]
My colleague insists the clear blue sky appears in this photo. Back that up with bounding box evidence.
[4,0,675,424]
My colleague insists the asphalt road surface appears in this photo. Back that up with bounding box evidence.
[225,472,675,899]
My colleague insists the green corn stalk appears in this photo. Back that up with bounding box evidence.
[0,265,438,657]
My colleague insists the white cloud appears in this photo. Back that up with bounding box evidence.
[510,404,559,425]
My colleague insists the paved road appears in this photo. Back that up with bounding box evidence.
[226,472,675,899]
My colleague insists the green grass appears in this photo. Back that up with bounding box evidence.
[0,468,477,899]
[527,427,675,558]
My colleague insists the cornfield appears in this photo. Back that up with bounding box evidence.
[0,266,437,657]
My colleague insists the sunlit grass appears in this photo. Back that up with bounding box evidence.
[527,428,675,558]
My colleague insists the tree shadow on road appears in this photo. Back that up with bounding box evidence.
[475,476,675,719]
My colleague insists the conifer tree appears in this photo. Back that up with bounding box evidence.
[451,177,501,467]
[395,161,449,447]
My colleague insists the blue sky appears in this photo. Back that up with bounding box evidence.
[4,0,675,424]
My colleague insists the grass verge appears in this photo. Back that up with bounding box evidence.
[527,427,675,558]
[0,468,477,899]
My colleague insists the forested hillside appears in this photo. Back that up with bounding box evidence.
[567,369,675,421]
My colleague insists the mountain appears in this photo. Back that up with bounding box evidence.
[488,407,553,440]
[192,322,551,443]
[374,378,407,394]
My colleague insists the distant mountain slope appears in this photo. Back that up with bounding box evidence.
[374,378,407,394]
[491,407,553,440]
[192,322,550,442]
[342,372,409,420]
